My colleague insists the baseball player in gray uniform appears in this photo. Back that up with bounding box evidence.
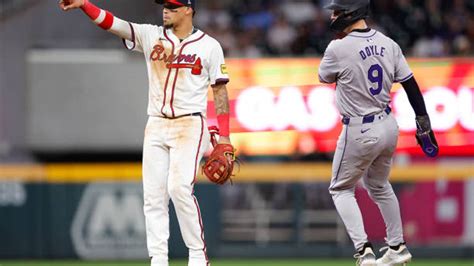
[318,0,438,265]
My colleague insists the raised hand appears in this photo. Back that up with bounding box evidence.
[59,0,85,11]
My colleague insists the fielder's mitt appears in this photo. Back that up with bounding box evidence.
[202,126,236,185]
[415,115,439,157]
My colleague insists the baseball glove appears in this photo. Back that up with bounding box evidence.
[415,115,439,157]
[202,126,236,185]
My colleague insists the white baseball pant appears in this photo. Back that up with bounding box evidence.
[142,114,210,266]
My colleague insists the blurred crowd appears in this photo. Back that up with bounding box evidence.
[194,0,474,57]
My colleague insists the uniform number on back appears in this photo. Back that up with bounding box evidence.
[368,64,383,95]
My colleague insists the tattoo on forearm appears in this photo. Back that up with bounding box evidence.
[213,85,230,115]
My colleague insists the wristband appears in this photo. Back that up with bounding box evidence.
[217,113,230,137]
[81,0,114,30]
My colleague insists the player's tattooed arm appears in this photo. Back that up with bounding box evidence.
[212,84,231,144]
[212,84,230,115]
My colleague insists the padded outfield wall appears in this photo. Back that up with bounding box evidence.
[0,163,473,259]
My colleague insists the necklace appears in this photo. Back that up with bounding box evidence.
[186,26,195,38]
[178,26,194,42]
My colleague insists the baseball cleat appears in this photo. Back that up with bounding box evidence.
[354,243,377,266]
[376,244,412,266]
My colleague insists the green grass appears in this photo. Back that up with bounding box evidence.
[0,259,472,266]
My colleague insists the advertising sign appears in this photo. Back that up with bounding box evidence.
[71,183,147,259]
[208,58,474,156]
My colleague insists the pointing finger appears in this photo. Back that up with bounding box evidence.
[63,4,74,11]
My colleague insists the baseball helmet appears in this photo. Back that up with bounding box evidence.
[155,0,195,10]
[325,0,370,32]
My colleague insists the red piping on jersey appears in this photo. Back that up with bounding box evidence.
[192,116,204,185]
[169,33,206,118]
[161,29,175,117]
[191,117,209,265]
[121,22,136,50]
[192,191,210,265]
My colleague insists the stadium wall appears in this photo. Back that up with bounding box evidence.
[0,163,472,259]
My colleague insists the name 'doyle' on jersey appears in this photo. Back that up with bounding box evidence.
[359,45,386,60]
[150,44,203,75]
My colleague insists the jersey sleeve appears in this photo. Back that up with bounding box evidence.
[122,23,156,53]
[393,42,413,83]
[318,43,339,84]
[208,41,230,86]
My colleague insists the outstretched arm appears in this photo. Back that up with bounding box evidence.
[212,83,231,144]
[59,0,132,40]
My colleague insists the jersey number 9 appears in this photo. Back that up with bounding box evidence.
[368,64,383,95]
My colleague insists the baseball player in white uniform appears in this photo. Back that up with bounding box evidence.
[319,0,438,265]
[60,0,232,265]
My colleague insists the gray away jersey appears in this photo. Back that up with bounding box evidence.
[318,29,413,117]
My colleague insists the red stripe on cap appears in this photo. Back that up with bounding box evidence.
[165,0,185,6]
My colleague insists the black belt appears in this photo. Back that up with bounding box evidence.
[161,112,201,119]
[342,106,391,125]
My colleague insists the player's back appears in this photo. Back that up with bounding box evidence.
[319,29,412,117]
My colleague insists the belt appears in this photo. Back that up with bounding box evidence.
[160,112,201,119]
[342,106,391,125]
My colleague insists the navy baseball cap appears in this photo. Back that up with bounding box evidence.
[155,0,195,10]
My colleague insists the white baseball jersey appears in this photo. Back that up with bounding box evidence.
[318,29,412,117]
[124,24,229,118]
